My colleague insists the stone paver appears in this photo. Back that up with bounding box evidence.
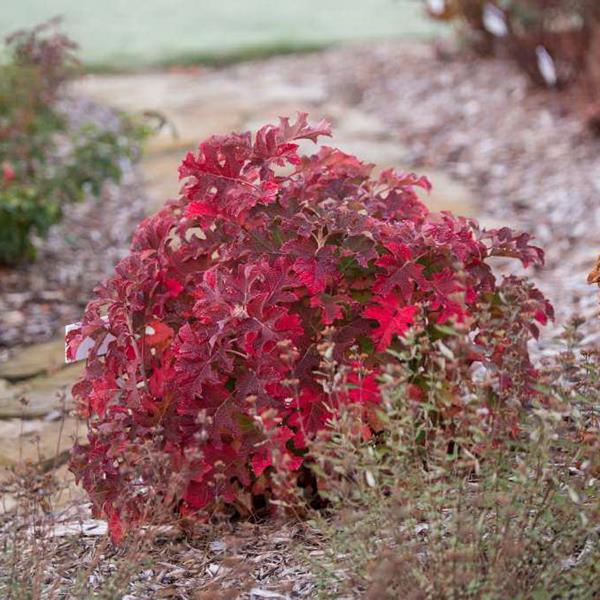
[73,63,475,216]
[0,415,85,467]
[0,363,83,419]
[0,338,67,382]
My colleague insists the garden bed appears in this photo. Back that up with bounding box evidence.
[1,38,599,599]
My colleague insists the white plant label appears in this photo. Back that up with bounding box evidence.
[426,0,446,16]
[482,4,508,38]
[65,315,113,363]
[536,46,557,87]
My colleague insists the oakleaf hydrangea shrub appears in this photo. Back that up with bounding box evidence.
[67,114,553,541]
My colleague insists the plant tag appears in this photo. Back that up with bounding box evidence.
[536,46,557,87]
[426,0,446,16]
[65,315,113,363]
[483,4,508,38]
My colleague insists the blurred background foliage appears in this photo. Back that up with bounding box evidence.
[427,0,600,90]
[0,20,153,265]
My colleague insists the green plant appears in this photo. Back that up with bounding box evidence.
[0,19,151,265]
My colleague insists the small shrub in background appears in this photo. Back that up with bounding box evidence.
[67,113,553,541]
[0,19,151,265]
[426,0,600,92]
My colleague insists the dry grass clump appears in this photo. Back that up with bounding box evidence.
[302,323,600,599]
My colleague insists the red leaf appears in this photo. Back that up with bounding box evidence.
[292,257,327,294]
[186,200,218,218]
[310,294,344,325]
[252,451,271,477]
[274,313,304,339]
[2,161,15,182]
[165,278,184,298]
[90,375,119,416]
[362,295,417,351]
[145,320,174,346]
[185,480,212,510]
